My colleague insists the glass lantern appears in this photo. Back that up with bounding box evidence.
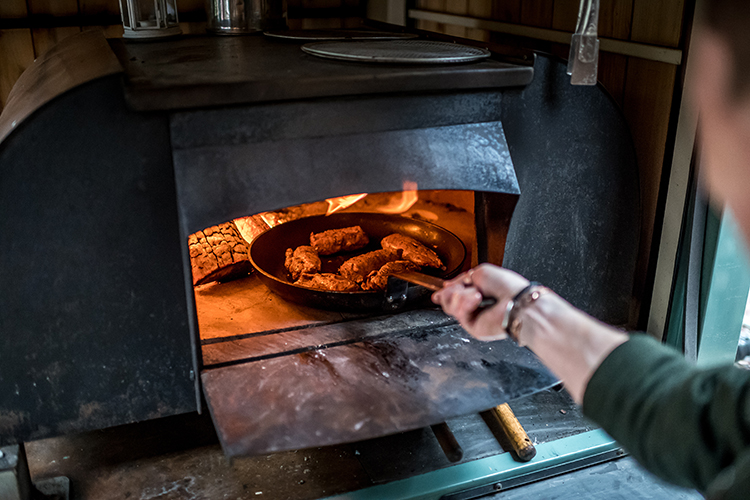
[119,0,182,39]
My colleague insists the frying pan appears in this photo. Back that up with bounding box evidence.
[248,212,467,311]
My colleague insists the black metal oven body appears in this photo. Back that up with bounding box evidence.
[0,30,638,448]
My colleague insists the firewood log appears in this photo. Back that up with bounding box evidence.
[189,222,253,285]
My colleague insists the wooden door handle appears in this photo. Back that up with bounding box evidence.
[492,403,536,462]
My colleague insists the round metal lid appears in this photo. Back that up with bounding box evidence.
[301,40,491,64]
[264,29,418,41]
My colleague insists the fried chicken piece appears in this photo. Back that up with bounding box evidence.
[285,245,321,281]
[339,248,401,284]
[310,226,370,255]
[381,233,446,270]
[295,273,360,292]
[361,260,419,291]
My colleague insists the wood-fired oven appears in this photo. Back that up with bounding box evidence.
[0,25,639,480]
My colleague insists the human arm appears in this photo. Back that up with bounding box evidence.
[432,263,750,495]
[431,263,627,403]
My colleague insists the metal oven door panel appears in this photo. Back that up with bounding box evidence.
[170,110,520,236]
[201,315,558,457]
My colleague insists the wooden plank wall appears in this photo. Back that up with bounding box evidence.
[416,0,687,322]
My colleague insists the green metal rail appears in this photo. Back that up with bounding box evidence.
[326,429,621,500]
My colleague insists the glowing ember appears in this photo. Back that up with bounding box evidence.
[325,193,368,216]
[377,181,419,214]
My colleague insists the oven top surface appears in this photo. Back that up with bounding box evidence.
[109,34,534,111]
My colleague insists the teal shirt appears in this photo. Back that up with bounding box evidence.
[583,334,750,499]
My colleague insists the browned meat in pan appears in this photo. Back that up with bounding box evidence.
[310,225,370,255]
[361,260,419,291]
[339,248,401,283]
[295,273,360,292]
[381,233,446,270]
[285,245,321,280]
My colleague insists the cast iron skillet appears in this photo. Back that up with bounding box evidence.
[248,212,467,311]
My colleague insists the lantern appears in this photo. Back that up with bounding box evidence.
[119,0,182,39]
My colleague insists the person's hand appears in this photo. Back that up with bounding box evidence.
[432,263,530,341]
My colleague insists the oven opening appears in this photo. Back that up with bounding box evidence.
[190,189,478,349]
[186,187,554,458]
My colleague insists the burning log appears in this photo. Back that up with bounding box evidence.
[189,222,253,285]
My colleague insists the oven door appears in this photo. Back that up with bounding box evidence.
[201,313,557,457]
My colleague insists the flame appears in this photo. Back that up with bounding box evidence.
[259,212,281,228]
[411,209,438,221]
[376,181,419,214]
[325,193,368,216]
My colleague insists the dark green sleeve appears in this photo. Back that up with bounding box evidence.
[582,334,750,495]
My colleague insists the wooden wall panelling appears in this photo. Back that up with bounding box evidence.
[491,0,521,23]
[623,59,679,320]
[287,0,304,29]
[520,0,554,28]
[79,0,123,38]
[597,52,628,106]
[28,0,81,58]
[301,0,343,28]
[0,29,35,112]
[488,0,520,46]
[416,0,447,33]
[549,0,576,60]
[292,0,362,30]
[82,24,125,37]
[343,17,362,28]
[178,0,207,14]
[414,0,426,31]
[595,0,632,106]
[342,0,362,28]
[179,22,207,34]
[631,0,684,47]
[32,26,82,56]
[552,0,634,38]
[551,0,577,32]
[78,0,119,16]
[301,18,343,28]
[286,19,304,29]
[444,0,467,37]
[599,0,633,40]
[465,0,490,41]
[0,0,29,18]
[625,0,684,318]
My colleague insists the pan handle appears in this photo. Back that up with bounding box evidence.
[387,271,497,318]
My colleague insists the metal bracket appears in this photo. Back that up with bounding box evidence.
[0,445,69,500]
[0,445,32,500]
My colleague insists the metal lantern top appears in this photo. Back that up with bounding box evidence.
[119,0,182,39]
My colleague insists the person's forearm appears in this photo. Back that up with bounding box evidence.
[516,292,627,404]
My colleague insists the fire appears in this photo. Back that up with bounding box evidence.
[376,181,419,214]
[325,193,368,216]
[259,212,281,228]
